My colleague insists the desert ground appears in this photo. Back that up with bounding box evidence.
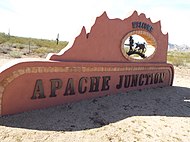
[0,55,189,142]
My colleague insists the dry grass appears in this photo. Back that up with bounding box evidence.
[0,32,68,58]
[167,51,190,67]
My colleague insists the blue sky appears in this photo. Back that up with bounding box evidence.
[0,0,190,45]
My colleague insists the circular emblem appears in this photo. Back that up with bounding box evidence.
[121,30,157,61]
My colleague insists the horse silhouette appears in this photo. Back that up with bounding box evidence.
[135,43,146,53]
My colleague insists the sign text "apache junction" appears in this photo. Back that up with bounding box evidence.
[31,72,165,99]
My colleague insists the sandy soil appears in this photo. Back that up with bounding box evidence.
[0,58,190,142]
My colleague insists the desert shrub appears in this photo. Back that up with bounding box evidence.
[168,56,185,67]
[12,43,27,49]
[33,47,54,54]
[167,51,190,67]
[34,39,68,49]
[32,42,68,54]
[0,33,8,44]
[0,32,68,48]
[9,51,22,58]
[0,32,68,58]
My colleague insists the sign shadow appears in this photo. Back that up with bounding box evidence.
[0,86,189,131]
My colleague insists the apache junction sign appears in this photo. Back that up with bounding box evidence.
[0,11,174,116]
[31,71,166,99]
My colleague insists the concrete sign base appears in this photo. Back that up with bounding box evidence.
[0,11,174,116]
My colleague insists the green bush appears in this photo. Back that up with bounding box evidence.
[9,51,22,58]
[0,33,9,44]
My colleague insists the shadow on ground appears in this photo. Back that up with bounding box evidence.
[0,86,190,131]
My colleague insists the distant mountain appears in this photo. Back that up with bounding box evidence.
[168,43,190,52]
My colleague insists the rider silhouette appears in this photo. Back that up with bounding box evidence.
[129,36,134,51]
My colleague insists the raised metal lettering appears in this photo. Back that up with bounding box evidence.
[31,79,46,99]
